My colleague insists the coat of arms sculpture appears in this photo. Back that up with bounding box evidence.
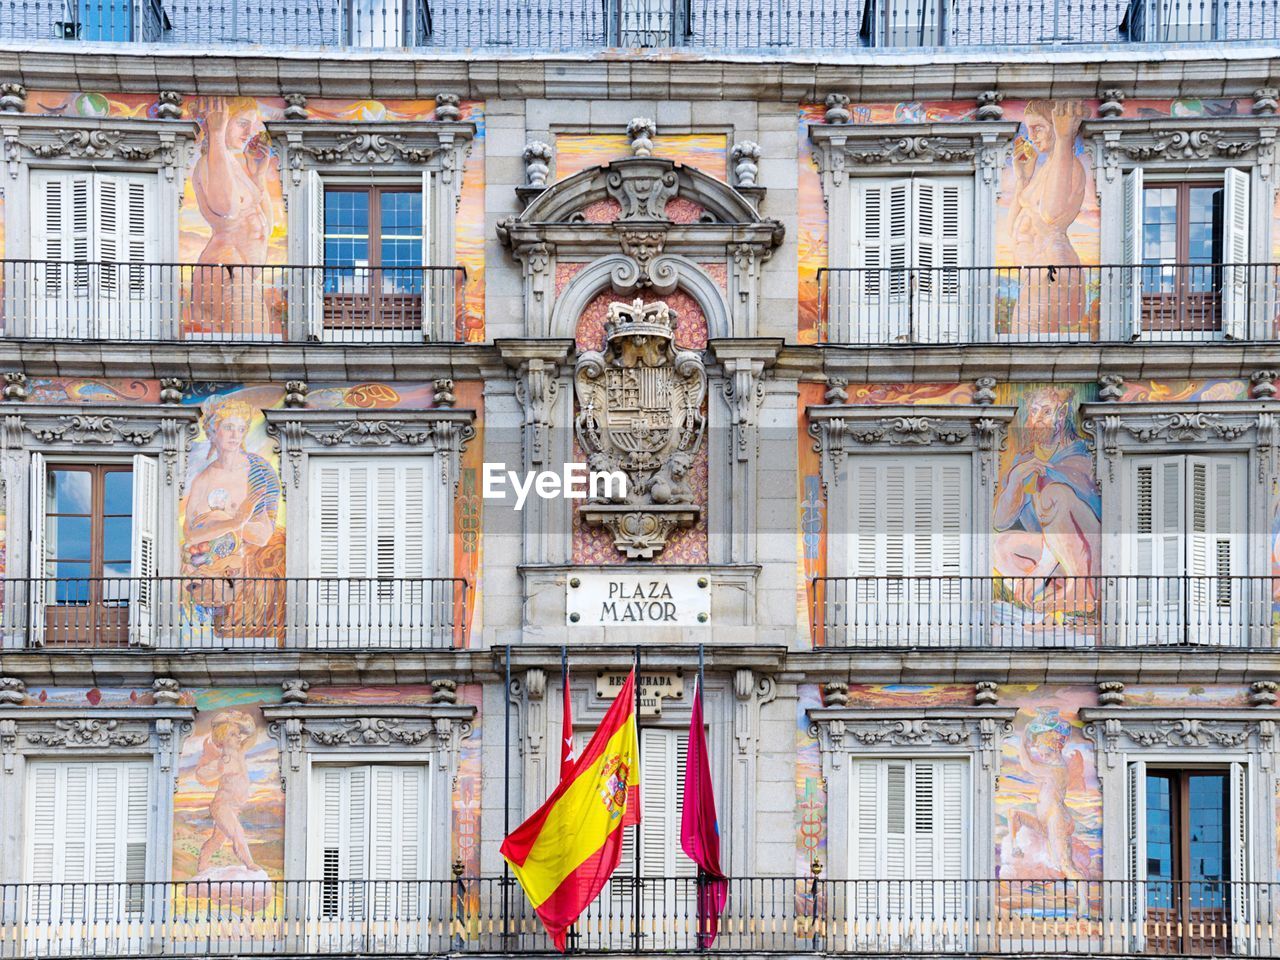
[574,297,706,559]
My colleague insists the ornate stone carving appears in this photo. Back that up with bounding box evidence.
[523,140,553,188]
[974,681,999,706]
[821,681,850,707]
[432,379,457,408]
[838,719,973,747]
[302,419,433,447]
[1251,369,1277,400]
[823,380,848,404]
[0,677,25,705]
[1097,90,1125,118]
[627,117,656,157]
[1122,718,1253,748]
[282,93,308,121]
[1098,681,1125,706]
[434,94,462,122]
[431,679,458,705]
[723,357,766,462]
[514,359,561,465]
[1098,374,1126,402]
[1122,412,1250,444]
[973,377,997,406]
[152,678,182,705]
[1,718,16,773]
[824,94,851,124]
[308,717,442,746]
[575,298,706,559]
[25,719,149,748]
[3,372,27,402]
[1254,89,1279,116]
[159,378,185,405]
[269,717,303,771]
[604,160,680,221]
[0,83,27,113]
[293,130,441,166]
[731,141,761,187]
[847,136,975,165]
[283,381,308,408]
[156,90,183,121]
[1119,129,1258,161]
[26,415,156,446]
[281,679,310,704]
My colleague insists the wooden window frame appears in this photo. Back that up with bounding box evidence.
[1140,178,1224,333]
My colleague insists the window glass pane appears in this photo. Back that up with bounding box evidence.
[1142,187,1178,265]
[1145,772,1174,908]
[1188,772,1227,906]
[103,517,134,566]
[48,516,92,562]
[1187,186,1223,266]
[48,470,92,516]
[103,470,134,516]
[324,191,371,274]
[53,570,91,602]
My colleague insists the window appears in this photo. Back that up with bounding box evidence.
[25,761,150,921]
[30,170,157,338]
[1129,763,1247,955]
[308,176,432,338]
[311,764,429,922]
[849,177,971,342]
[865,0,943,46]
[29,454,157,647]
[347,0,407,45]
[58,0,134,40]
[848,456,969,642]
[1123,167,1248,338]
[616,0,674,46]
[308,458,437,643]
[850,759,966,929]
[1129,455,1242,641]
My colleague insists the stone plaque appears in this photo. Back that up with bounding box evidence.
[595,670,685,717]
[566,572,710,626]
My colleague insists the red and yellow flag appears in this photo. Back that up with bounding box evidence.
[500,669,640,950]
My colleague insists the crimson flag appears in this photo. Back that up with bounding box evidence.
[680,677,728,946]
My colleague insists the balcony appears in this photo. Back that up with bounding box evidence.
[811,575,1280,648]
[0,877,1277,956]
[0,0,1274,50]
[3,576,468,649]
[0,261,466,345]
[818,263,1280,346]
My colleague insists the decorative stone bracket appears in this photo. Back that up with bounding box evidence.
[500,341,575,467]
[1084,116,1278,182]
[1082,707,1278,770]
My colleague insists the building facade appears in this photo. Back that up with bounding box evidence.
[0,1,1279,956]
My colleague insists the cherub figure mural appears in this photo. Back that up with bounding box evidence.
[993,387,1100,615]
[1008,101,1090,334]
[195,709,262,874]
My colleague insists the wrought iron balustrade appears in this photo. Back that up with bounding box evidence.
[1,0,1275,48]
[2,576,468,649]
[0,261,466,344]
[0,877,1276,956]
[818,263,1280,345]
[812,575,1280,648]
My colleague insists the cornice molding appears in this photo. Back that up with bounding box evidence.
[1,115,200,181]
[1083,115,1279,180]
[266,119,476,186]
[808,120,1019,185]
[1081,706,1280,767]
[807,706,1017,768]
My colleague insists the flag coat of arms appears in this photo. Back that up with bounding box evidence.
[500,670,640,950]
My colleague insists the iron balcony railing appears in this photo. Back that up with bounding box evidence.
[1,0,1276,48]
[1,878,1278,956]
[818,263,1280,345]
[0,261,466,345]
[2,576,468,650]
[812,575,1280,648]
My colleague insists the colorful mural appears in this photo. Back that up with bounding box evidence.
[796,381,826,636]
[1117,379,1250,403]
[173,688,284,886]
[794,683,826,874]
[992,383,1102,635]
[995,685,1103,909]
[554,133,728,182]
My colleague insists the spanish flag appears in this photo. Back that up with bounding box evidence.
[501,669,641,951]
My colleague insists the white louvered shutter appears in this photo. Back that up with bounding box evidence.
[1125,762,1147,950]
[307,171,326,340]
[913,179,970,342]
[28,452,48,647]
[851,179,911,342]
[25,761,150,888]
[1230,762,1253,954]
[129,455,158,646]
[420,170,438,340]
[1186,456,1241,641]
[1131,458,1182,627]
[368,765,426,918]
[1221,167,1250,339]
[1122,167,1144,338]
[30,171,93,336]
[316,764,369,919]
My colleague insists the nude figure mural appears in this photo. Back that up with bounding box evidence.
[188,97,280,336]
[182,396,285,639]
[1008,101,1090,335]
[992,387,1101,618]
[195,709,262,874]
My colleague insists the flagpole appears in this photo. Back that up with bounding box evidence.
[503,644,511,947]
[632,644,641,952]
[696,642,706,951]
